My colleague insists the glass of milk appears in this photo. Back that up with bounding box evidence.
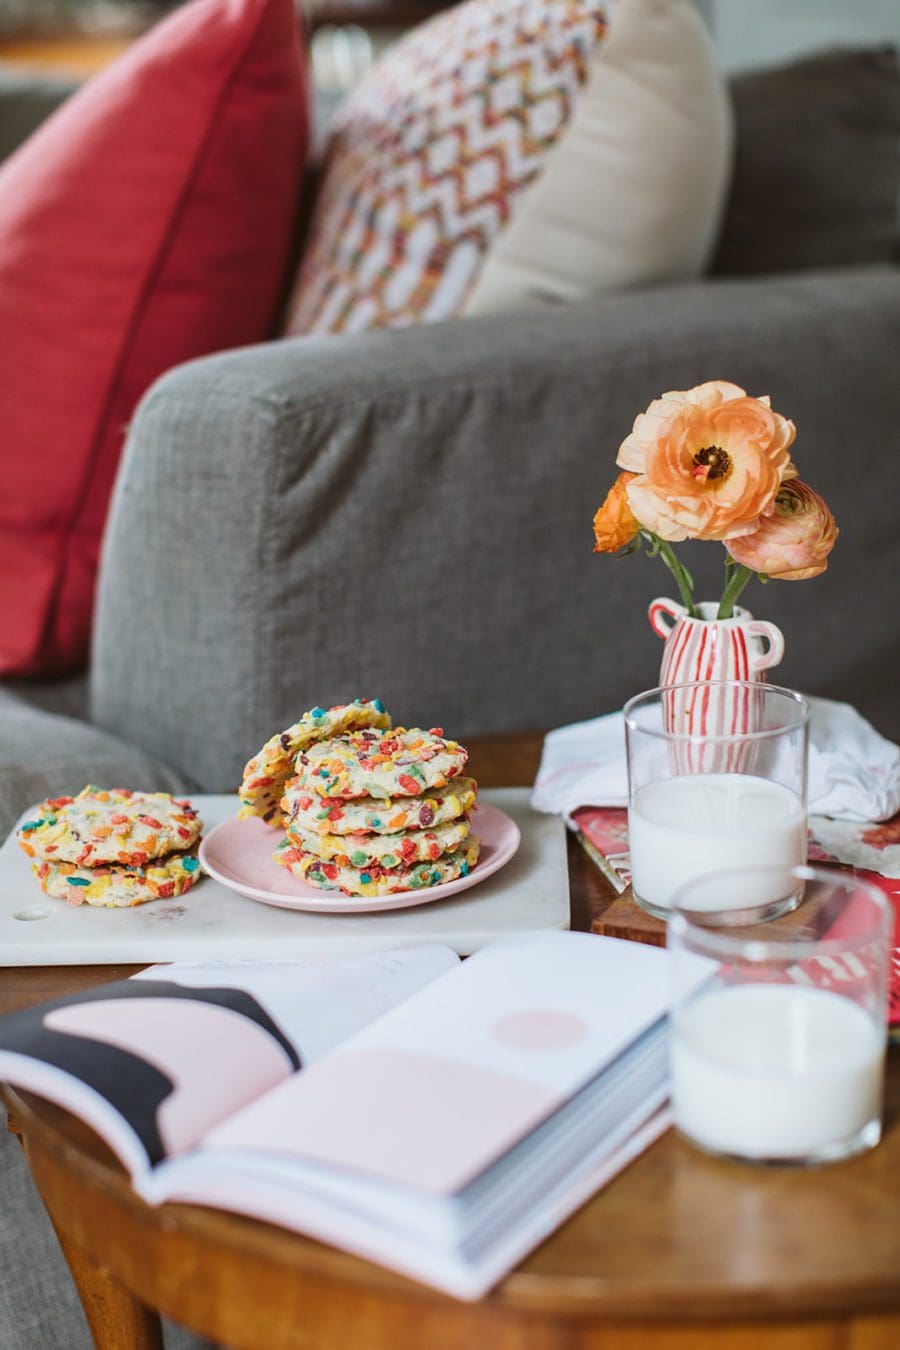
[668,866,891,1164]
[624,682,810,920]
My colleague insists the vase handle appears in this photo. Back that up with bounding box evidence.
[746,620,785,671]
[648,597,685,640]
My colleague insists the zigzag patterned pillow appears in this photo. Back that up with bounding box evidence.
[285,0,607,334]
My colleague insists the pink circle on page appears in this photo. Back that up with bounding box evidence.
[491,1010,589,1050]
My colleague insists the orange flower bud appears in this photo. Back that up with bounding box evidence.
[593,472,640,553]
[727,480,838,580]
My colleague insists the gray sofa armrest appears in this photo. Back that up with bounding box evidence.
[92,265,900,786]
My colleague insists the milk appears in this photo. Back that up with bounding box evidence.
[629,773,806,913]
[671,985,884,1160]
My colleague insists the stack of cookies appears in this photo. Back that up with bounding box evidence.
[239,700,479,898]
[17,787,203,908]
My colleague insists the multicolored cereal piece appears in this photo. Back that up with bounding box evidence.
[275,835,481,898]
[294,726,467,801]
[32,852,202,908]
[16,787,202,868]
[282,775,478,836]
[238,699,392,825]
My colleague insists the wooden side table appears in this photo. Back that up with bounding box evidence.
[4,732,900,1350]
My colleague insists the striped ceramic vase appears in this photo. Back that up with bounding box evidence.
[648,598,785,772]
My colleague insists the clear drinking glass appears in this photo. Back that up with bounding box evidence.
[668,865,891,1165]
[624,682,810,920]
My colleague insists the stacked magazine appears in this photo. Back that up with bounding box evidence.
[0,932,680,1298]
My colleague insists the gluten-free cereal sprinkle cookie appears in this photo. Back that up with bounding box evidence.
[286,815,471,868]
[17,787,201,868]
[294,726,467,801]
[239,698,392,825]
[33,852,202,908]
[282,775,477,837]
[275,834,481,898]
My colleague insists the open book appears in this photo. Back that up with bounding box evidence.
[0,933,674,1299]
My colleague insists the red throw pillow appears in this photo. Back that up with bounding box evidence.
[0,0,308,676]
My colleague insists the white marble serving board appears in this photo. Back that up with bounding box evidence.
[0,790,568,965]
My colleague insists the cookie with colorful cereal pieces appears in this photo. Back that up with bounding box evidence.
[286,815,471,867]
[32,851,202,908]
[16,787,202,868]
[239,699,392,825]
[295,726,467,801]
[275,835,480,897]
[283,775,477,836]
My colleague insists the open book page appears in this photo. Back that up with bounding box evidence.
[0,943,458,1180]
[155,933,671,1196]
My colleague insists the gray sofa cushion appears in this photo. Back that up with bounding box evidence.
[0,684,195,839]
[713,46,900,275]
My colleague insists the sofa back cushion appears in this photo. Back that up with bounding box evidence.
[287,0,731,334]
[286,0,607,334]
[0,0,309,677]
[713,46,900,275]
[465,0,732,313]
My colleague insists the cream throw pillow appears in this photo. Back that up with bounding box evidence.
[464,0,733,314]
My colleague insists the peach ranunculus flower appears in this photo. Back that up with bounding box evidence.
[727,480,838,580]
[593,472,640,553]
[616,381,797,542]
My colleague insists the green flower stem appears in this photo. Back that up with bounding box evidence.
[645,533,696,616]
[717,562,755,619]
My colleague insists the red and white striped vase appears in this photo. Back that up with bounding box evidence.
[649,599,784,687]
[648,598,785,770]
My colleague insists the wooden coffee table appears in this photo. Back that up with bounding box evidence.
[3,732,899,1350]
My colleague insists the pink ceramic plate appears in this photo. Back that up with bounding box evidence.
[198,802,521,914]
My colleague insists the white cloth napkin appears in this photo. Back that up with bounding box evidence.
[531,697,900,824]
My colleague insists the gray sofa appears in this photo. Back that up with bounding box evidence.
[0,41,899,1350]
[4,260,898,843]
[2,48,899,842]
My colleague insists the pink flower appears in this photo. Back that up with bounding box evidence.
[727,480,838,580]
[616,381,797,542]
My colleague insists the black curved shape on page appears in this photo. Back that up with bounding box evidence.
[8,1024,175,1164]
[0,980,301,1166]
[74,980,301,1069]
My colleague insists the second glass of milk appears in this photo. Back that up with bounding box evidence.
[668,866,890,1165]
[624,683,810,920]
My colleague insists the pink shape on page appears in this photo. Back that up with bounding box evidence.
[491,1010,589,1050]
[211,1047,559,1195]
[44,999,295,1156]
